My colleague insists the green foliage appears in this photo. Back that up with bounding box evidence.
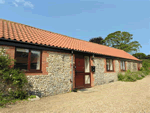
[142,61,149,69]
[118,73,124,81]
[145,55,150,59]
[104,31,142,52]
[0,48,30,107]
[0,93,9,107]
[0,49,13,69]
[89,36,106,45]
[28,95,36,99]
[132,53,146,59]
[140,61,150,75]
[126,69,131,73]
[118,70,145,82]
[141,59,150,67]
[118,60,150,82]
[144,55,150,60]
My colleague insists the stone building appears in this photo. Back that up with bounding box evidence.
[0,19,142,97]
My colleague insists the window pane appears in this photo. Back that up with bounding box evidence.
[15,48,29,71]
[84,56,90,73]
[120,61,123,70]
[123,61,125,70]
[85,75,90,84]
[30,50,41,70]
[106,59,110,70]
[110,59,113,70]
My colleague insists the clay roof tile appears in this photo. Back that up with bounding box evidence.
[0,19,140,61]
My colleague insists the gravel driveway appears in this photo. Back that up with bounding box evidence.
[1,75,150,113]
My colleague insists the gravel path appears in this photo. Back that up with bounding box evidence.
[1,75,150,113]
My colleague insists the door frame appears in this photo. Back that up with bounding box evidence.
[75,54,91,89]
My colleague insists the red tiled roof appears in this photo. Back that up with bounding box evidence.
[0,19,140,61]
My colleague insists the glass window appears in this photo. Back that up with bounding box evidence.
[84,56,90,73]
[110,59,113,70]
[106,60,110,70]
[85,75,90,84]
[31,50,41,70]
[106,59,114,71]
[120,60,126,71]
[15,48,29,71]
[15,48,41,72]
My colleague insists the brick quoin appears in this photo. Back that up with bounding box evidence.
[0,45,15,68]
[90,56,94,87]
[0,45,15,59]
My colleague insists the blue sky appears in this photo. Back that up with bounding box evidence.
[0,0,150,55]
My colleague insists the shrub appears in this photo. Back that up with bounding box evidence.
[0,48,30,107]
[118,73,124,81]
[140,61,150,74]
[118,70,147,82]
[125,73,136,82]
[118,60,150,82]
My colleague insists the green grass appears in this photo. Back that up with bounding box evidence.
[28,95,36,99]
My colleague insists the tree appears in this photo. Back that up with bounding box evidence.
[145,55,150,59]
[132,53,146,59]
[104,31,142,52]
[89,36,105,45]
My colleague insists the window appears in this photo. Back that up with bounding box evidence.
[84,56,90,73]
[85,75,90,84]
[120,60,126,71]
[106,59,114,71]
[15,48,42,72]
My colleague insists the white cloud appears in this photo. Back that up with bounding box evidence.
[14,0,34,9]
[15,0,25,2]
[0,0,34,8]
[13,2,18,7]
[23,1,34,9]
[0,0,5,4]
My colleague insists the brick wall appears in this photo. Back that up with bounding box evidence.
[0,45,15,67]
[0,45,15,59]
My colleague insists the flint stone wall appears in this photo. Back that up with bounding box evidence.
[126,61,138,72]
[93,57,139,86]
[93,58,119,86]
[93,57,105,86]
[0,45,141,97]
[103,60,119,84]
[27,52,72,97]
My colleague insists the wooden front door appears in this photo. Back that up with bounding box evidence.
[75,55,91,89]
